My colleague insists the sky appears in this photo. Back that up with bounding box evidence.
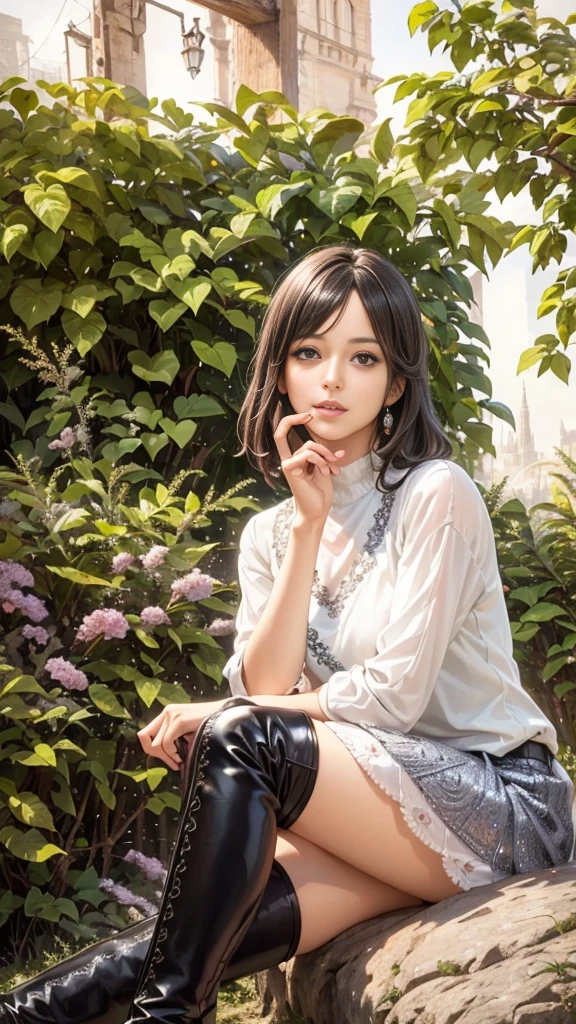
[2,0,575,458]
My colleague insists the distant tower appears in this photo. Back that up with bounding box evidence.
[518,380,538,468]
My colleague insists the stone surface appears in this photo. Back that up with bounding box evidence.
[256,863,576,1024]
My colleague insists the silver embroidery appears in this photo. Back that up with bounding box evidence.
[272,489,396,620]
[306,626,345,673]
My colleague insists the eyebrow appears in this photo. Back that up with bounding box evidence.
[305,334,380,346]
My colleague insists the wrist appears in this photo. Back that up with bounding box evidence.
[292,515,326,534]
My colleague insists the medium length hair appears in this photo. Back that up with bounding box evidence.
[234,244,453,494]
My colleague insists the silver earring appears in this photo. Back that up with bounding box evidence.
[383,407,393,435]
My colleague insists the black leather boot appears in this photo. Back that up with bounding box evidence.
[124,694,318,1023]
[0,857,301,1024]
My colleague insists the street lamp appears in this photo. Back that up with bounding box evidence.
[145,2,205,80]
[181,18,206,81]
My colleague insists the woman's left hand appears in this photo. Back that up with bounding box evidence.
[137,699,226,771]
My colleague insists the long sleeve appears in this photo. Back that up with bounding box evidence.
[222,514,312,697]
[317,467,487,731]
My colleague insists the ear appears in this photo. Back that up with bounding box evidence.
[388,375,406,405]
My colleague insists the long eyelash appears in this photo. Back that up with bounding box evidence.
[291,346,379,365]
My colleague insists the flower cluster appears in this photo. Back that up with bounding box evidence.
[140,606,171,627]
[123,849,167,883]
[205,616,236,637]
[47,426,77,450]
[99,878,158,917]
[112,552,136,573]
[170,568,214,603]
[0,560,48,623]
[140,546,169,571]
[76,608,130,643]
[22,624,50,646]
[45,657,89,691]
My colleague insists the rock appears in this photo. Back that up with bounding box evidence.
[255,863,576,1024]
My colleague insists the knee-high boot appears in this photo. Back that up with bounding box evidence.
[0,857,301,1024]
[0,694,317,1024]
[123,694,318,1023]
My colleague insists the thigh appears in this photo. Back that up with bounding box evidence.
[274,829,425,955]
[289,721,465,903]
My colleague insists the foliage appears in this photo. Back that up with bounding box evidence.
[0,52,575,960]
[382,0,576,384]
[481,446,576,752]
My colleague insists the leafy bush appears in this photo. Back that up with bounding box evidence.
[483,447,576,757]
[0,68,574,962]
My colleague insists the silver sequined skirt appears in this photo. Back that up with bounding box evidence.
[357,724,574,878]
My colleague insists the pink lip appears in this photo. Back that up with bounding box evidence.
[312,406,346,416]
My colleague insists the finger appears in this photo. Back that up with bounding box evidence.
[274,411,313,462]
[162,721,184,765]
[284,450,329,477]
[156,716,183,771]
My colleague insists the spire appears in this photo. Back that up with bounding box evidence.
[518,380,537,467]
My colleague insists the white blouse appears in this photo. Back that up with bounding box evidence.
[222,452,558,758]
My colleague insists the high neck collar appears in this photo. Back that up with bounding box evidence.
[331,451,404,507]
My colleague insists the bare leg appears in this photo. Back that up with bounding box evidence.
[274,829,425,955]
[288,721,466,904]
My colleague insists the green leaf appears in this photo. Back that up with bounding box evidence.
[372,118,394,165]
[24,183,71,232]
[88,683,131,719]
[520,603,567,623]
[128,350,180,385]
[34,228,64,269]
[158,418,196,448]
[223,308,255,340]
[2,224,28,262]
[191,340,236,378]
[0,826,65,862]
[46,564,121,587]
[129,268,166,293]
[164,276,212,314]
[8,792,55,831]
[133,627,160,649]
[141,432,169,460]
[42,167,101,195]
[149,300,187,331]
[10,278,63,330]
[10,86,38,120]
[95,781,116,810]
[133,676,162,706]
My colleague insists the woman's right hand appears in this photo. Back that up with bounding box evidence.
[272,400,345,524]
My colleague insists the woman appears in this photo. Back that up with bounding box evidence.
[3,245,574,1024]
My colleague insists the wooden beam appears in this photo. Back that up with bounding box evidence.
[187,0,278,27]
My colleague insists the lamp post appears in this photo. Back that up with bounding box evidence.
[145,2,205,80]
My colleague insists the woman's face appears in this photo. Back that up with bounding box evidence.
[278,288,405,462]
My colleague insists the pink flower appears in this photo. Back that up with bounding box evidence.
[45,657,89,691]
[140,546,169,571]
[140,606,171,627]
[112,552,136,573]
[16,593,49,622]
[22,624,50,646]
[0,562,48,622]
[170,569,213,603]
[76,608,129,643]
[48,427,76,450]
[205,617,236,636]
